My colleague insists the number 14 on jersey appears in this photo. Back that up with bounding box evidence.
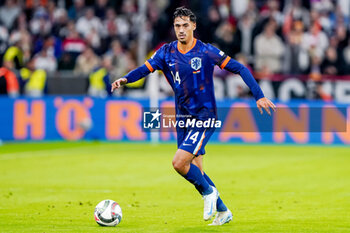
[171,71,181,84]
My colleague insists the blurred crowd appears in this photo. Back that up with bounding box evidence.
[1,0,350,97]
[194,0,350,78]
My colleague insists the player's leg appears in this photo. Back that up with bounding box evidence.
[191,155,203,174]
[175,128,219,220]
[191,154,232,225]
[191,157,228,212]
[172,149,218,221]
[202,173,227,212]
[204,172,233,226]
[190,147,232,225]
[172,149,212,195]
[189,128,232,225]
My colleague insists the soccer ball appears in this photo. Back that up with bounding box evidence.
[94,200,122,226]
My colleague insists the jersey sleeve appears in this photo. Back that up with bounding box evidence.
[206,43,231,68]
[206,43,264,100]
[145,45,166,72]
[123,45,166,83]
[124,64,151,83]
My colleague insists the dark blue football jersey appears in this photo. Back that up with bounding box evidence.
[145,39,233,120]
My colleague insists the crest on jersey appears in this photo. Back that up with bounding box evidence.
[191,57,202,71]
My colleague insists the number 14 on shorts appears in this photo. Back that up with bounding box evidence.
[184,130,202,145]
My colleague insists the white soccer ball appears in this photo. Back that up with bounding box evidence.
[94,200,122,226]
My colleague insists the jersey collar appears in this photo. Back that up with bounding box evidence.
[177,38,197,54]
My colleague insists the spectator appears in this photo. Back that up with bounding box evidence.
[0,0,350,99]
[9,14,32,64]
[308,53,322,80]
[338,0,350,20]
[125,51,137,74]
[94,0,109,19]
[283,0,310,28]
[260,0,284,26]
[20,59,47,97]
[231,0,250,18]
[301,21,329,61]
[216,0,230,20]
[87,55,112,98]
[0,0,21,29]
[58,52,75,70]
[119,0,138,39]
[3,41,23,69]
[33,36,62,60]
[284,20,306,74]
[236,13,256,63]
[60,20,76,39]
[103,8,118,38]
[321,47,346,75]
[0,25,9,66]
[214,21,240,57]
[335,23,348,50]
[74,47,101,76]
[68,0,86,20]
[105,40,128,79]
[202,6,221,43]
[311,0,334,14]
[52,8,69,39]
[245,0,259,22]
[254,20,284,74]
[318,7,334,35]
[76,8,103,39]
[0,66,19,97]
[343,39,350,67]
[29,7,52,36]
[33,48,57,73]
[102,7,130,41]
[85,27,101,52]
[62,27,86,58]
[11,12,29,35]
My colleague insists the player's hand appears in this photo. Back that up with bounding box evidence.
[256,97,276,115]
[111,78,128,92]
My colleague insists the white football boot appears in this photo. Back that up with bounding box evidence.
[208,209,233,226]
[203,186,219,221]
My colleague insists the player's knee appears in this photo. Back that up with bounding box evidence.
[172,159,182,171]
[172,158,186,173]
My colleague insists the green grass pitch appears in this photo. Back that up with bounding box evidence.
[0,141,349,232]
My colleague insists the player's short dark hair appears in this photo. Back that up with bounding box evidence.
[173,6,196,23]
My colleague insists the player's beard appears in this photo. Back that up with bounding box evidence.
[178,34,187,44]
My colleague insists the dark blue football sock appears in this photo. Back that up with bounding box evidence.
[183,164,213,195]
[203,172,228,212]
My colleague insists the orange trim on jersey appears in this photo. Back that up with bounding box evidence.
[177,38,197,54]
[220,56,231,69]
[194,131,206,155]
[145,61,154,72]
